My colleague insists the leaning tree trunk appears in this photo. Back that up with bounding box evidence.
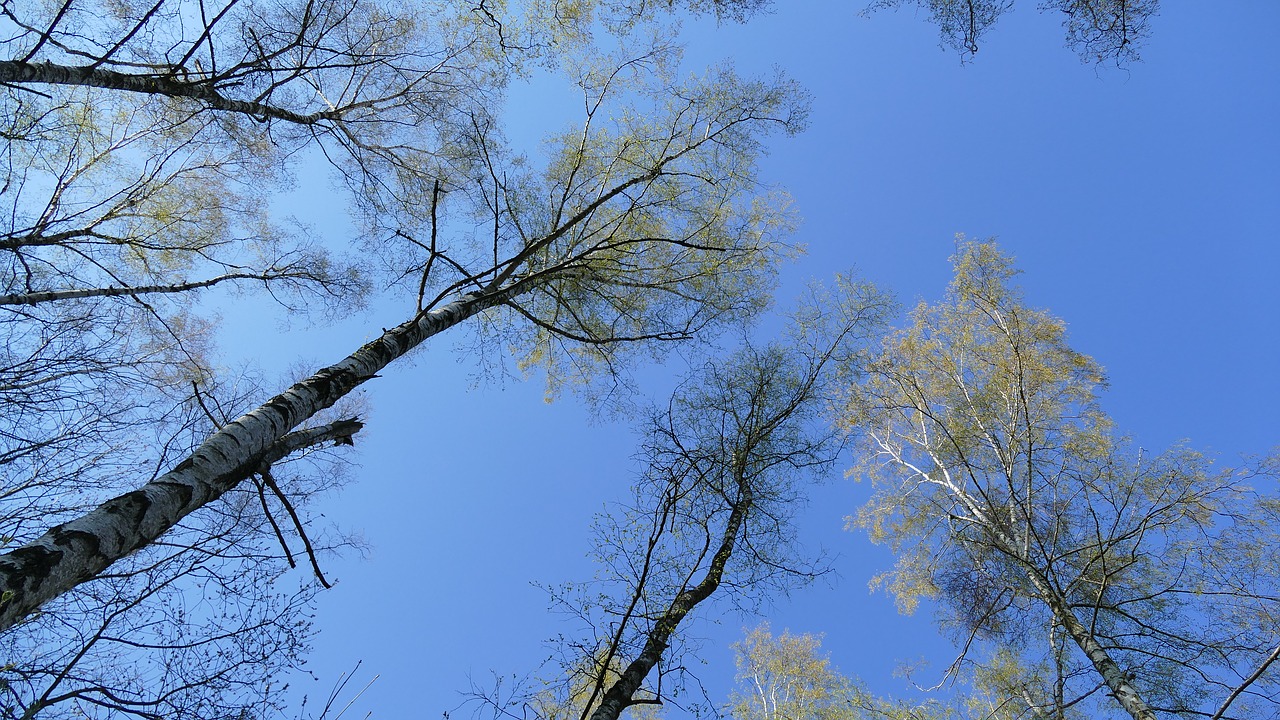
[960,499,1159,720]
[0,287,516,633]
[0,61,339,125]
[1041,589,1158,720]
[588,481,751,720]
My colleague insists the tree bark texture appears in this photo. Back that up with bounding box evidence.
[0,61,337,124]
[0,288,509,633]
[1043,589,1158,720]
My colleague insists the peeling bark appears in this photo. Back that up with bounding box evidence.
[0,288,512,632]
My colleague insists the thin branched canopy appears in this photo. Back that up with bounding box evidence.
[0,3,816,716]
[845,241,1280,720]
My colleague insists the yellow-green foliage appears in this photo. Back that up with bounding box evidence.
[845,239,1109,616]
[842,239,1280,718]
[499,62,806,399]
[728,625,961,720]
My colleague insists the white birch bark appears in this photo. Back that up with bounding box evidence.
[588,480,750,720]
[0,286,516,632]
[915,459,1158,720]
[961,486,1157,719]
[1043,589,1157,720]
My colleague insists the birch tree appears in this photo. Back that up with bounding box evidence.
[0,43,809,635]
[730,625,867,720]
[0,0,384,627]
[0,1,816,717]
[0,359,365,719]
[844,241,1280,720]
[728,625,961,720]
[511,279,894,720]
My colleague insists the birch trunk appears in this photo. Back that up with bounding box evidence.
[973,504,1159,720]
[1041,588,1158,720]
[588,482,751,720]
[937,485,1158,720]
[0,61,337,125]
[0,287,512,632]
[1005,544,1156,718]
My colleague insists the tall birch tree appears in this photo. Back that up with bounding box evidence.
[0,44,809,636]
[0,2,810,715]
[0,4,489,713]
[508,279,894,720]
[844,241,1280,720]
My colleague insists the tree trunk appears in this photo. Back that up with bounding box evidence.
[1043,590,1158,720]
[588,484,750,720]
[989,519,1157,720]
[0,287,512,632]
[955,490,1158,720]
[0,271,311,306]
[0,61,335,125]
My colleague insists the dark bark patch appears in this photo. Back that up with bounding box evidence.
[103,490,152,520]
[153,480,194,511]
[0,544,62,593]
[50,528,102,564]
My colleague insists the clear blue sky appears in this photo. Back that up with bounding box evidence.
[220,3,1280,716]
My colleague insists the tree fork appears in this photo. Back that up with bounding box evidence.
[0,288,512,632]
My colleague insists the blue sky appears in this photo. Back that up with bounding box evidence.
[220,2,1280,716]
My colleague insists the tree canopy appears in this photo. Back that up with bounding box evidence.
[844,242,1280,720]
[0,1,814,716]
[0,1,1273,719]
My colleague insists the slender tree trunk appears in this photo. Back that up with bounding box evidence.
[0,287,514,633]
[0,271,310,306]
[1002,542,1156,719]
[0,61,336,124]
[588,483,751,720]
[1042,590,1158,720]
[987,518,1157,719]
[951,488,1158,720]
